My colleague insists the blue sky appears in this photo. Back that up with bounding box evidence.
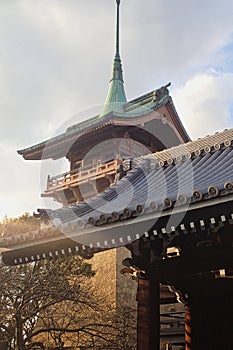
[0,0,233,219]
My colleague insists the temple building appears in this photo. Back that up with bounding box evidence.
[15,3,190,345]
[17,1,189,207]
[1,1,233,350]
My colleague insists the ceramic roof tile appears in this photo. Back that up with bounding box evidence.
[44,128,233,224]
[3,128,233,260]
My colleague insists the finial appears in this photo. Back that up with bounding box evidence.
[99,0,127,117]
[115,0,120,57]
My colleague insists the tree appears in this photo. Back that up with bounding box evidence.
[0,259,137,350]
[0,214,94,348]
[0,212,40,237]
[0,256,97,350]
[0,214,137,349]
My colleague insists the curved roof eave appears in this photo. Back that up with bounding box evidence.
[17,87,180,160]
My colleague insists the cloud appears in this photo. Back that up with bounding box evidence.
[0,0,233,218]
[0,149,43,219]
[122,0,233,95]
[172,70,233,139]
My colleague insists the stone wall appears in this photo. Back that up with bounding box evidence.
[90,246,137,309]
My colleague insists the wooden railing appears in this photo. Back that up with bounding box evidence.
[45,159,121,192]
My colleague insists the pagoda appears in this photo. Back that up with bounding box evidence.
[1,2,233,350]
[17,0,189,207]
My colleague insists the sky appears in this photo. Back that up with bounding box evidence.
[0,0,233,220]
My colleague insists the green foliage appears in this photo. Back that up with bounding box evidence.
[0,212,40,236]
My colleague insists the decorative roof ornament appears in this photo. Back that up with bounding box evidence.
[100,0,127,117]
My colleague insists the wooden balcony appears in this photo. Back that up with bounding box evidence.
[42,159,121,204]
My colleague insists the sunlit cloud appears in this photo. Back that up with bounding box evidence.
[0,0,233,218]
[173,70,233,139]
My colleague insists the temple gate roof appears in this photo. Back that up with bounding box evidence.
[2,127,233,265]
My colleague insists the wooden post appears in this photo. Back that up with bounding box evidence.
[184,279,233,350]
[69,186,83,203]
[184,305,191,350]
[137,277,160,350]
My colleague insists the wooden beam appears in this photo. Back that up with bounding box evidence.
[137,278,160,350]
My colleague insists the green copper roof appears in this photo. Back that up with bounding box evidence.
[100,0,127,117]
[18,83,191,160]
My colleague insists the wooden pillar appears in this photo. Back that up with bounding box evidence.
[184,279,233,350]
[69,186,83,203]
[137,277,160,350]
[184,305,191,350]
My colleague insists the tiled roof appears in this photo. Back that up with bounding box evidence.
[46,128,233,224]
[17,84,185,159]
[2,128,233,264]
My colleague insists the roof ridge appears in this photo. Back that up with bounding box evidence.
[150,128,233,166]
